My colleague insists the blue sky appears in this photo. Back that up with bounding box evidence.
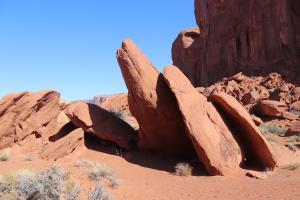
[0,0,195,100]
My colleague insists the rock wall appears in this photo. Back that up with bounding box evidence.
[172,0,300,87]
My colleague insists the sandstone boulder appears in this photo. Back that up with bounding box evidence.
[255,100,288,117]
[163,66,242,175]
[117,39,195,156]
[285,121,300,136]
[269,86,291,104]
[290,101,300,111]
[65,102,137,150]
[251,115,264,126]
[210,92,277,169]
[242,91,260,105]
[0,90,61,149]
[41,128,84,161]
[291,87,300,101]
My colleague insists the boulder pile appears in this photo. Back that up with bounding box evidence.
[0,90,139,160]
[117,39,278,175]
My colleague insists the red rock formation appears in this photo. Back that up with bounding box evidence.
[0,90,61,149]
[65,102,138,150]
[172,0,300,87]
[210,92,277,169]
[163,66,242,175]
[41,128,85,161]
[99,93,139,131]
[117,39,195,156]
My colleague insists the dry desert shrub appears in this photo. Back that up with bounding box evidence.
[89,163,119,189]
[285,163,300,170]
[0,148,11,162]
[0,165,80,200]
[260,124,288,135]
[288,135,300,142]
[265,135,279,143]
[88,184,114,200]
[74,159,94,168]
[174,162,193,176]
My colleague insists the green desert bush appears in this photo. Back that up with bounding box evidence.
[88,184,114,200]
[289,110,300,116]
[288,135,300,142]
[0,165,80,200]
[259,124,288,135]
[265,135,279,143]
[174,162,193,176]
[0,148,11,162]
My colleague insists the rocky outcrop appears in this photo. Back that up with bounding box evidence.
[0,90,61,149]
[65,102,138,150]
[163,66,242,175]
[210,92,277,169]
[254,100,288,117]
[41,128,85,161]
[172,0,300,87]
[117,39,195,156]
[285,121,300,136]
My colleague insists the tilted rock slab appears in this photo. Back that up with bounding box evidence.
[41,128,84,161]
[0,90,61,149]
[210,92,277,169]
[65,102,138,150]
[163,66,242,175]
[117,39,195,156]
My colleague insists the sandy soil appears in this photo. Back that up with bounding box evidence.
[1,135,300,200]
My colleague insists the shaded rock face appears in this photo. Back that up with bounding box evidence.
[65,102,138,150]
[210,92,277,169]
[0,90,61,149]
[99,93,139,130]
[117,39,195,156]
[163,66,242,175]
[173,0,300,87]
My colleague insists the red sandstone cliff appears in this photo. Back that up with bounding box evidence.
[172,0,300,86]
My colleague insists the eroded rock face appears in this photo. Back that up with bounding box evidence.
[173,0,300,86]
[117,39,195,156]
[41,128,84,161]
[65,102,138,150]
[163,66,242,175]
[0,90,61,149]
[210,92,277,169]
[285,120,300,136]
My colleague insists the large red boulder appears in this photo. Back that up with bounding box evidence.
[163,66,242,175]
[172,0,300,87]
[210,92,277,169]
[117,39,195,156]
[65,102,138,150]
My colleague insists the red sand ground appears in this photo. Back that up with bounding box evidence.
[0,135,300,200]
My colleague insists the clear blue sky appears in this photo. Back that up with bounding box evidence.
[0,0,195,100]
